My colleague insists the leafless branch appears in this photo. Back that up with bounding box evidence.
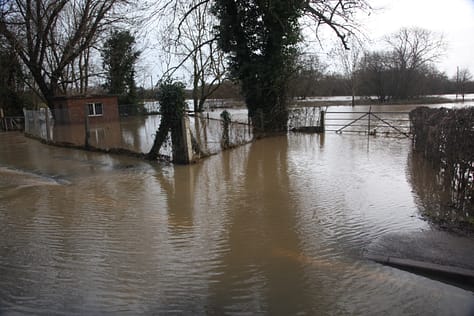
[161,37,216,80]
[0,0,131,105]
[303,0,370,50]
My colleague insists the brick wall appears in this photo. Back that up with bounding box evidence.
[53,96,119,125]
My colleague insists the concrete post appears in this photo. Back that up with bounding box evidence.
[181,114,193,163]
[172,114,193,164]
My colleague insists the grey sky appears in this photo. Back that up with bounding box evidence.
[363,0,474,76]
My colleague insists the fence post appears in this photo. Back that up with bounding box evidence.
[174,114,193,164]
[84,105,90,148]
[45,108,51,141]
[0,108,4,131]
[22,108,27,134]
[220,110,231,149]
[368,106,372,136]
[319,110,325,133]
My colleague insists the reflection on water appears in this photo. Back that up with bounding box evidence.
[0,131,473,315]
[33,101,474,159]
[408,151,472,225]
[49,114,253,159]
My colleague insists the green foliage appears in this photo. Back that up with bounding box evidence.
[220,110,231,123]
[212,0,304,133]
[102,30,140,105]
[157,80,187,120]
[220,110,232,148]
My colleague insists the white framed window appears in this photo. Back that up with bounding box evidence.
[87,103,103,116]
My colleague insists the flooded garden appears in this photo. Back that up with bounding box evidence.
[1,100,474,314]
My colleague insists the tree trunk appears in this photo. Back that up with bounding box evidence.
[147,119,171,160]
[147,116,193,164]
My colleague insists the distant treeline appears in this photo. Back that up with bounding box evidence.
[290,68,474,101]
[135,74,474,103]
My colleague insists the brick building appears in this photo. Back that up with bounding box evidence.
[52,95,119,125]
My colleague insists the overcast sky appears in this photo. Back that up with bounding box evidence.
[362,0,474,76]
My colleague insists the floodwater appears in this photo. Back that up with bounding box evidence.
[1,108,474,314]
[48,114,252,157]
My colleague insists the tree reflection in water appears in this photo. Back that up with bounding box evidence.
[408,150,473,229]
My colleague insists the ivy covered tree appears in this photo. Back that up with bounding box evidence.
[102,30,140,105]
[147,80,188,162]
[213,0,304,134]
[211,0,369,134]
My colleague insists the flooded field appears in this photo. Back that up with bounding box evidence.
[24,111,253,158]
[23,98,473,158]
[1,121,473,314]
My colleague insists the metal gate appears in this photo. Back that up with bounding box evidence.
[325,107,411,137]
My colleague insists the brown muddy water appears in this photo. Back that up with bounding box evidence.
[1,128,474,315]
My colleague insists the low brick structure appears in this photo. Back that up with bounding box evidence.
[52,95,119,125]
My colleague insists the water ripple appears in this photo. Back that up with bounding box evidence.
[0,132,472,315]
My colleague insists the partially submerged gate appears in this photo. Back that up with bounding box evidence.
[325,107,412,137]
[290,106,412,137]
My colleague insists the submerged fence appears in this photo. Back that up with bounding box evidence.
[23,107,253,162]
[24,105,414,159]
[24,108,53,140]
[410,107,473,219]
[1,107,24,132]
[1,116,24,132]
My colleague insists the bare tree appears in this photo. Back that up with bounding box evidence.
[385,27,446,99]
[332,40,364,106]
[358,51,394,102]
[155,0,226,112]
[0,0,130,110]
[178,0,225,112]
[289,53,327,100]
[456,67,472,102]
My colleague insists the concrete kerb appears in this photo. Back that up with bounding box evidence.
[364,230,474,290]
[367,254,474,278]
